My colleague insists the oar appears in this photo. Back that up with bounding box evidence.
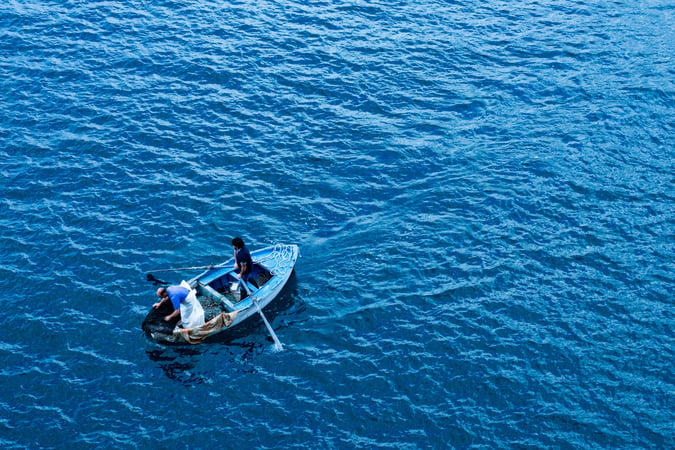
[240,277,284,351]
[254,299,284,351]
[146,273,169,285]
[145,265,221,284]
[147,265,217,273]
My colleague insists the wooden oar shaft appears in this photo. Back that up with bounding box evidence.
[147,265,216,273]
[254,299,284,352]
[240,279,284,351]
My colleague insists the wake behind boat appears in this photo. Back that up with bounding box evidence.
[142,244,298,344]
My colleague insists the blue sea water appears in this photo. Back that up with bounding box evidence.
[1,0,673,448]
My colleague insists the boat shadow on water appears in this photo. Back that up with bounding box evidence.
[145,340,263,385]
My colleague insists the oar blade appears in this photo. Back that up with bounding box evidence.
[146,273,168,285]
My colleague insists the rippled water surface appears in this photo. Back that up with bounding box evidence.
[1,0,673,448]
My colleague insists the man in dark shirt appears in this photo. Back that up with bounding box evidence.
[232,236,253,282]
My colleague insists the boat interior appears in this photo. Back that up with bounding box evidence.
[194,263,273,317]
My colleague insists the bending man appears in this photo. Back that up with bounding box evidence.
[153,285,189,322]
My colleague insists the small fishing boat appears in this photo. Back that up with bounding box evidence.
[142,244,298,345]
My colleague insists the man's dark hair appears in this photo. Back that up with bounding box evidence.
[232,237,245,249]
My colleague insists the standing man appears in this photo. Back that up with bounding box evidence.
[232,236,253,282]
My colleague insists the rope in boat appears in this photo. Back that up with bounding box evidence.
[254,244,295,275]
